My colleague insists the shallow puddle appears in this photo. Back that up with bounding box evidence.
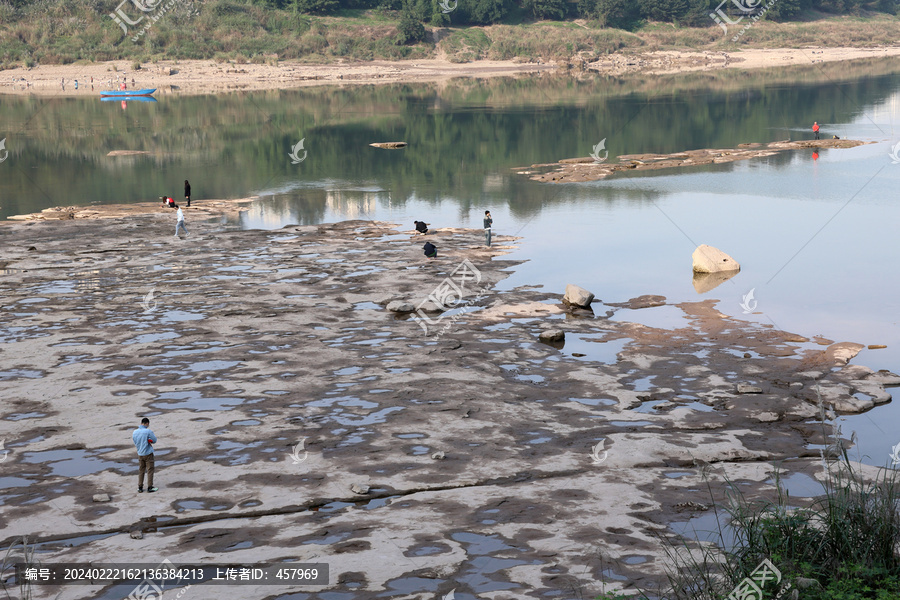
[559,335,629,364]
[20,447,122,478]
[768,471,825,498]
[669,510,738,552]
[149,391,246,411]
[610,305,690,330]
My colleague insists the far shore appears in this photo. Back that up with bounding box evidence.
[2,46,900,96]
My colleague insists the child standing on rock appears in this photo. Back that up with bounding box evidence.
[175,205,188,238]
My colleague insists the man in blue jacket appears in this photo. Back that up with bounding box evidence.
[132,417,158,493]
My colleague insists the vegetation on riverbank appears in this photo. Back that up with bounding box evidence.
[643,409,900,600]
[0,0,898,67]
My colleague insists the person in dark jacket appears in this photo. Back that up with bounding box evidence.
[414,220,428,234]
[184,180,191,207]
[423,242,437,258]
[483,210,492,247]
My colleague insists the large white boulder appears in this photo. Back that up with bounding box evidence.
[563,284,594,308]
[692,244,740,273]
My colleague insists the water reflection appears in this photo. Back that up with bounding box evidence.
[3,57,900,222]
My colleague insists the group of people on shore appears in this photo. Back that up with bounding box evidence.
[416,210,492,259]
[161,180,192,238]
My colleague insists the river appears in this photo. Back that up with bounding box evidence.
[2,57,899,465]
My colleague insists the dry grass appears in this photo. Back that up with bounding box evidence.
[0,1,897,67]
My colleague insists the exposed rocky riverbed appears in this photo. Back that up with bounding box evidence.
[0,203,897,599]
[518,138,871,183]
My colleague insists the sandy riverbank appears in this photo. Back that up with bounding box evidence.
[1,202,898,598]
[2,46,900,96]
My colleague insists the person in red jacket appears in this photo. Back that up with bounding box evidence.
[813,121,820,140]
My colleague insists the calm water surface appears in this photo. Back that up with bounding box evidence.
[2,60,900,465]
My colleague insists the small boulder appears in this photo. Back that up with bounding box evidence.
[538,330,565,343]
[417,300,444,313]
[130,530,144,540]
[431,451,445,460]
[386,300,415,313]
[350,482,370,495]
[736,383,762,394]
[93,493,111,503]
[563,284,594,308]
[692,244,740,273]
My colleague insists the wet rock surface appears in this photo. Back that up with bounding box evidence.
[520,138,873,183]
[0,207,896,599]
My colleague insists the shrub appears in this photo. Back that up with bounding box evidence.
[395,12,425,44]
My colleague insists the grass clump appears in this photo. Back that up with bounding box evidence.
[654,403,900,600]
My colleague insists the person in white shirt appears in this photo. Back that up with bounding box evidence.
[175,205,188,238]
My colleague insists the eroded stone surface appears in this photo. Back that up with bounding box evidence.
[0,207,895,599]
[523,138,873,183]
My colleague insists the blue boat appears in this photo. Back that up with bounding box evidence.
[100,88,156,97]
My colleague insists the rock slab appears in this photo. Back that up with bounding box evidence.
[386,300,415,313]
[563,284,594,308]
[539,330,565,343]
[692,245,740,273]
[350,483,370,495]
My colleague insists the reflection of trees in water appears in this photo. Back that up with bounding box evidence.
[242,190,328,228]
[2,60,900,220]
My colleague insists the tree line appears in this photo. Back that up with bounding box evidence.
[275,0,896,32]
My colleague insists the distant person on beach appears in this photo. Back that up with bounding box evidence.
[132,417,158,493]
[423,242,437,259]
[161,196,175,208]
[813,121,820,140]
[175,205,188,238]
[414,220,428,234]
[483,210,492,247]
[184,180,191,207]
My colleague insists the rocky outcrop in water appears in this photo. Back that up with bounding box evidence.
[692,244,740,274]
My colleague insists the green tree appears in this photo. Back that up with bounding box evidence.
[523,0,570,19]
[639,0,689,21]
[396,11,426,43]
[292,0,340,14]
[766,0,803,20]
[591,0,641,28]
[430,0,451,25]
[457,0,510,23]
